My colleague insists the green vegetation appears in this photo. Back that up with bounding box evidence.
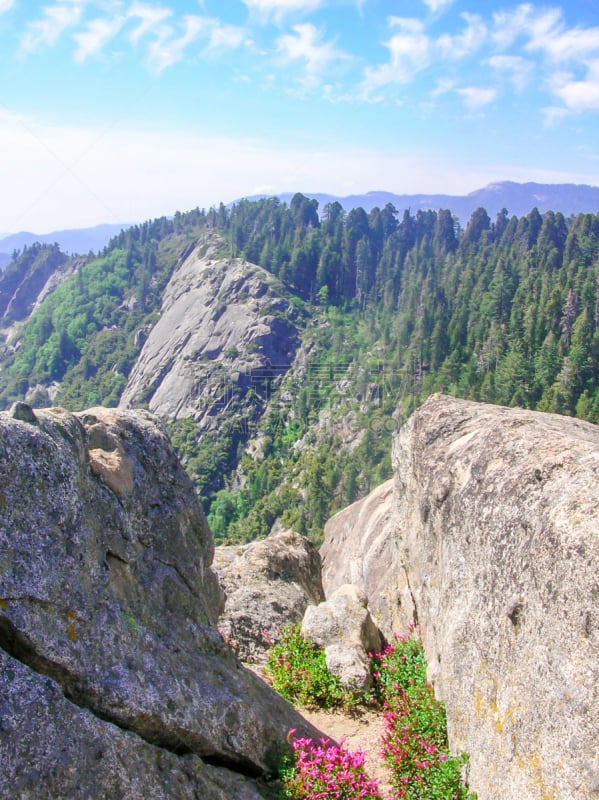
[205,304,411,543]
[226,197,599,420]
[266,624,476,799]
[374,629,476,799]
[208,199,599,542]
[1,195,598,544]
[0,210,208,409]
[264,624,356,710]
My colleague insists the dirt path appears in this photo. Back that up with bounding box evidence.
[298,706,394,797]
[247,663,394,796]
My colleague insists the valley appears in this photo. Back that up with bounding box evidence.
[0,194,597,544]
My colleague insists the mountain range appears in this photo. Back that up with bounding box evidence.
[242,180,599,225]
[2,181,599,271]
[0,223,129,270]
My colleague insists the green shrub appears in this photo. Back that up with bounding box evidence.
[264,625,354,709]
[372,627,476,800]
[265,624,477,799]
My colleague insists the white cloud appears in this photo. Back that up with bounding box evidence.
[431,77,457,98]
[128,3,173,46]
[492,3,537,50]
[145,14,209,72]
[457,85,497,110]
[361,18,430,95]
[242,0,323,23]
[422,0,454,12]
[528,20,599,63]
[0,0,14,14]
[276,23,348,90]
[550,60,599,112]
[437,12,486,60]
[18,3,244,69]
[542,105,570,126]
[489,3,599,115]
[21,1,86,53]
[486,54,533,92]
[73,15,126,61]
[492,4,599,64]
[204,24,247,55]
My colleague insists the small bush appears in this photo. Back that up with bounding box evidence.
[264,624,352,709]
[265,624,476,799]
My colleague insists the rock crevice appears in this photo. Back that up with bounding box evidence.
[0,404,322,798]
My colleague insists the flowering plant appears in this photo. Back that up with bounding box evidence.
[282,734,381,800]
[372,629,476,800]
[266,624,476,799]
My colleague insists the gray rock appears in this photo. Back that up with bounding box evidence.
[301,584,382,692]
[119,240,301,424]
[0,406,322,797]
[0,246,69,323]
[321,394,599,800]
[10,401,37,425]
[213,530,325,662]
[0,649,264,800]
[320,479,409,636]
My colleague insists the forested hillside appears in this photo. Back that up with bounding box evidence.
[226,195,598,418]
[0,195,597,542]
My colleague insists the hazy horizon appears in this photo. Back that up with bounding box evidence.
[1,0,598,233]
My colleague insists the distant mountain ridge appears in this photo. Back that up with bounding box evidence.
[0,223,130,269]
[240,181,599,224]
[2,182,598,272]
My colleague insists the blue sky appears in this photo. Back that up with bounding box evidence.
[1,0,599,233]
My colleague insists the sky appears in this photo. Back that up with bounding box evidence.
[0,0,599,233]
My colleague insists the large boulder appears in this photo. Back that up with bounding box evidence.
[301,584,383,692]
[0,404,322,799]
[321,395,599,800]
[213,530,325,662]
[0,649,264,800]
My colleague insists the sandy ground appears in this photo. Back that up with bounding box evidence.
[247,663,394,796]
[298,706,394,797]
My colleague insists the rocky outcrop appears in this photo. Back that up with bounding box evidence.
[322,395,599,800]
[301,584,383,692]
[0,649,266,800]
[119,240,302,424]
[213,530,325,662]
[0,244,71,324]
[0,404,322,798]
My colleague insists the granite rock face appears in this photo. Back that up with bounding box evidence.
[322,395,599,800]
[0,649,265,800]
[0,404,321,799]
[213,530,325,662]
[119,239,302,424]
[320,479,409,636]
[0,246,70,324]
